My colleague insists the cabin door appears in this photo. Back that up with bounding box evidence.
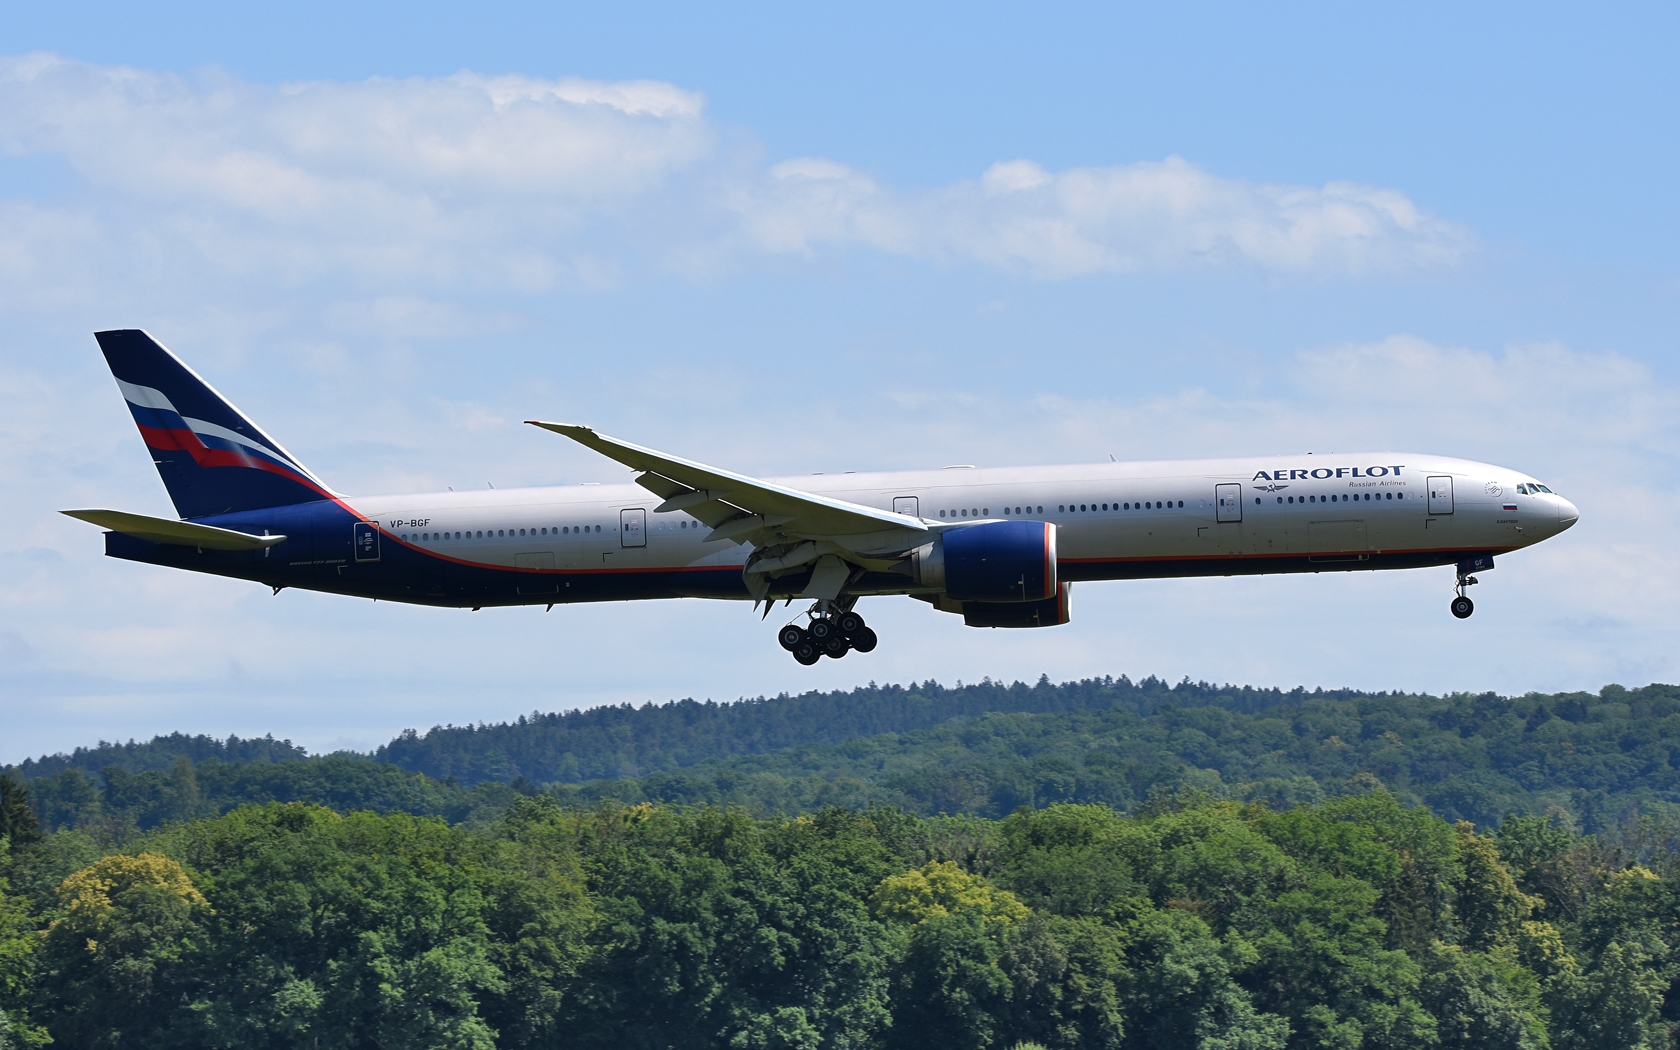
[1215,484,1243,523]
[1428,476,1455,514]
[353,522,380,561]
[620,508,647,548]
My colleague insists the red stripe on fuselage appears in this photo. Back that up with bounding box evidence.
[1059,544,1518,566]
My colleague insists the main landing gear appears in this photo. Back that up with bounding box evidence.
[1451,568,1478,619]
[777,602,877,665]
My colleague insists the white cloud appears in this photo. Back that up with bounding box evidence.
[740,155,1474,277]
[0,52,1474,307]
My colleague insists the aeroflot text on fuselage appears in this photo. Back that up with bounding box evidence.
[64,330,1581,666]
[1254,466,1406,480]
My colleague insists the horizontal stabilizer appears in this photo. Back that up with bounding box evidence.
[61,509,287,550]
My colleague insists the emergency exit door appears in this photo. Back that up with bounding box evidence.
[620,508,646,547]
[893,496,919,517]
[1215,484,1243,522]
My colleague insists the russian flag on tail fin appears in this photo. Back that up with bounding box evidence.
[95,330,336,520]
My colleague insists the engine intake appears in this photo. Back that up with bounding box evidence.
[912,520,1057,602]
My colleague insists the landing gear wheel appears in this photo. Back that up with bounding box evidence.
[849,626,878,653]
[809,619,839,643]
[821,634,850,658]
[793,640,822,665]
[837,611,865,637]
[777,624,807,651]
[1451,596,1474,619]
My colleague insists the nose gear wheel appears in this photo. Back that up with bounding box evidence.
[1451,567,1478,619]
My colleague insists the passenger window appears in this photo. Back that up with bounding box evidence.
[1177,501,1183,508]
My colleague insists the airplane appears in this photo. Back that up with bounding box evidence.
[65,330,1580,665]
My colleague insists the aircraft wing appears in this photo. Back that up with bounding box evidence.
[525,422,928,546]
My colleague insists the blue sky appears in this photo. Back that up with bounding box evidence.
[2,2,1676,762]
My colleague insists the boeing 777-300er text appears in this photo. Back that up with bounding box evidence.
[66,331,1580,664]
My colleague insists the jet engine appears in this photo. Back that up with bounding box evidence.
[912,519,1058,602]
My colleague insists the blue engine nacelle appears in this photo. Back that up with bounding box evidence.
[912,520,1058,602]
[963,583,1071,628]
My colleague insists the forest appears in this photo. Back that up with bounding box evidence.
[13,677,1680,836]
[4,783,1680,1048]
[8,676,1680,1047]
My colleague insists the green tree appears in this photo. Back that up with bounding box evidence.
[1454,822,1541,951]
[0,779,39,850]
[565,805,895,1050]
[1418,944,1548,1050]
[1549,935,1669,1050]
[0,878,47,1048]
[155,803,509,1050]
[35,852,213,1048]
[1111,903,1287,1050]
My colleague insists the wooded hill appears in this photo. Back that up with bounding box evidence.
[4,786,1680,1048]
[12,677,1680,835]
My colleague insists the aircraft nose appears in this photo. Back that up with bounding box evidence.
[1557,498,1579,531]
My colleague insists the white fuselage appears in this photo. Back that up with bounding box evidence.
[341,451,1577,595]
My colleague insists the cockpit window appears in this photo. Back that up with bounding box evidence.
[1538,484,1553,493]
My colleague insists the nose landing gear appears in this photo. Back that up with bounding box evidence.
[776,600,876,664]
[1451,568,1478,619]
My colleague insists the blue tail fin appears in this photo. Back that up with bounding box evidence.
[96,330,335,520]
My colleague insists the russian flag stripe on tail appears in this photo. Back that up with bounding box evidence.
[95,330,336,520]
